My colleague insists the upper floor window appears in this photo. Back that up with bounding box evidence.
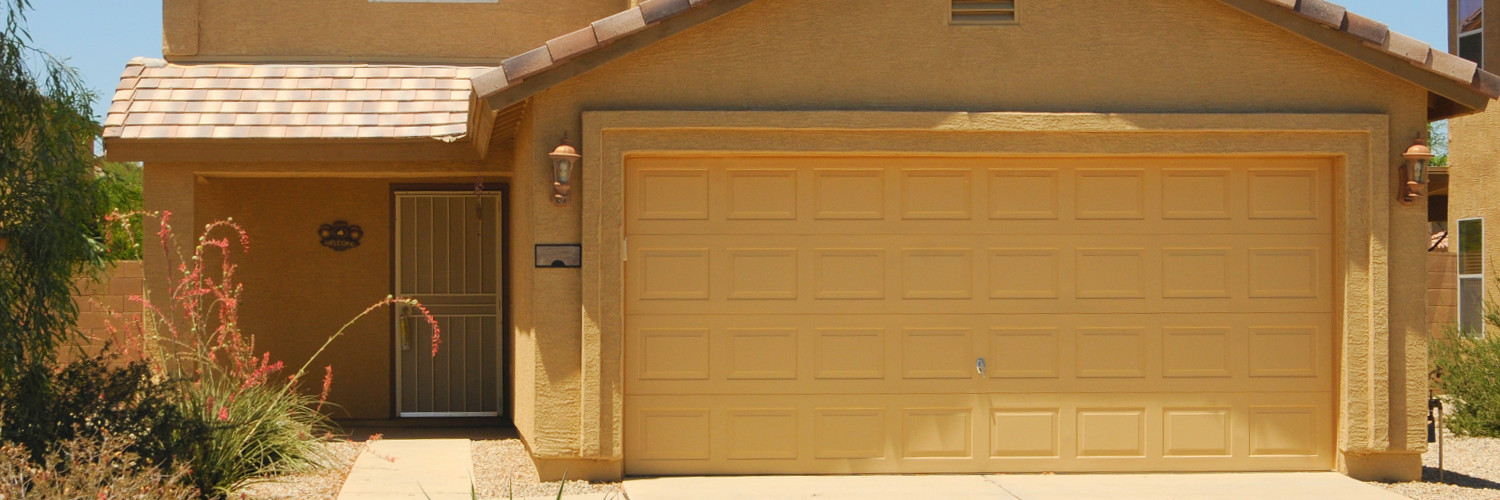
[1459,0,1484,67]
[1458,217,1485,336]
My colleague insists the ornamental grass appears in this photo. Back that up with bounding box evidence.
[106,211,441,497]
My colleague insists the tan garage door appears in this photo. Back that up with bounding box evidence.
[623,155,1334,475]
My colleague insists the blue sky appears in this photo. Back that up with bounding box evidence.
[23,0,1448,121]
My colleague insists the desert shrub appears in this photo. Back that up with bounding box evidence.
[100,161,145,260]
[116,213,440,497]
[0,346,205,471]
[1432,330,1500,437]
[0,432,198,499]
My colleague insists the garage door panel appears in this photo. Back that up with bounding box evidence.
[626,313,1332,396]
[625,155,1334,475]
[623,392,1333,474]
[626,234,1333,315]
[625,156,1331,237]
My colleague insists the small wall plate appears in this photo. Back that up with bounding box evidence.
[535,244,582,268]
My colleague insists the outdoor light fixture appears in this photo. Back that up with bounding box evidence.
[318,220,363,251]
[549,135,580,206]
[1400,138,1435,205]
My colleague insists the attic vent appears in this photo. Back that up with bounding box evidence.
[951,0,1016,25]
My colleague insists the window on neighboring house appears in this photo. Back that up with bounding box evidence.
[1459,0,1484,67]
[1458,217,1485,336]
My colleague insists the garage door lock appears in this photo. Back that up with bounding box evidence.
[976,358,986,377]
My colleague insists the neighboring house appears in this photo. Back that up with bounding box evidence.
[1449,0,1497,337]
[104,0,1498,483]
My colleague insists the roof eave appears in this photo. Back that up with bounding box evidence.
[103,136,484,163]
[476,0,757,111]
[1216,0,1495,121]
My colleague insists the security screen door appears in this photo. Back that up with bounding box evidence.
[395,191,503,417]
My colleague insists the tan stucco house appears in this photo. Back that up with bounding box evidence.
[106,0,1499,482]
[1448,0,1499,338]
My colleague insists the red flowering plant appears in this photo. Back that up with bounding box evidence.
[106,211,440,496]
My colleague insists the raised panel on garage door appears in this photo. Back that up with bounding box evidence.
[623,155,1335,475]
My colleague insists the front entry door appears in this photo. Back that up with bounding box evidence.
[395,191,504,417]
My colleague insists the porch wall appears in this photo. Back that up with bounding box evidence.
[141,153,516,420]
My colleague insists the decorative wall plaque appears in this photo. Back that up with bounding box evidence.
[318,221,363,251]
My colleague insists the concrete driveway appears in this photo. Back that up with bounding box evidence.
[623,473,1410,499]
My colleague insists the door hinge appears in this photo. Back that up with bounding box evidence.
[622,237,628,261]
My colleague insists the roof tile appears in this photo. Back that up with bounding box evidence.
[250,66,286,78]
[343,114,380,126]
[639,0,690,24]
[547,26,599,62]
[1296,0,1346,28]
[182,67,219,78]
[354,126,391,138]
[1430,50,1480,83]
[471,66,513,95]
[321,126,358,138]
[328,102,363,113]
[218,67,253,78]
[1342,13,1389,45]
[1383,31,1432,64]
[185,101,222,113]
[592,7,647,44]
[502,46,554,81]
[257,101,294,113]
[291,101,327,113]
[1475,70,1500,97]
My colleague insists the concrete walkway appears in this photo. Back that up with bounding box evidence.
[623,473,1411,500]
[336,438,475,500]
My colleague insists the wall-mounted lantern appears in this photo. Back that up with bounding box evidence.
[1400,138,1435,205]
[549,136,580,206]
[318,221,363,251]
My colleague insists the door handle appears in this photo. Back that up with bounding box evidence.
[976,357,986,377]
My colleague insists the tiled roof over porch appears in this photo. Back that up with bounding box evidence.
[103,58,492,141]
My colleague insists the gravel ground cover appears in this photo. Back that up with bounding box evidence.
[471,436,621,499]
[237,439,364,499]
[1373,430,1500,500]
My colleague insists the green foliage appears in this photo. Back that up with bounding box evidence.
[0,431,199,499]
[119,215,438,497]
[0,347,206,473]
[1430,121,1449,168]
[1432,330,1500,437]
[0,0,116,385]
[100,161,145,260]
[174,377,335,496]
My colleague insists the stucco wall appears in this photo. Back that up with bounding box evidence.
[162,0,629,62]
[511,0,1434,480]
[1449,108,1500,339]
